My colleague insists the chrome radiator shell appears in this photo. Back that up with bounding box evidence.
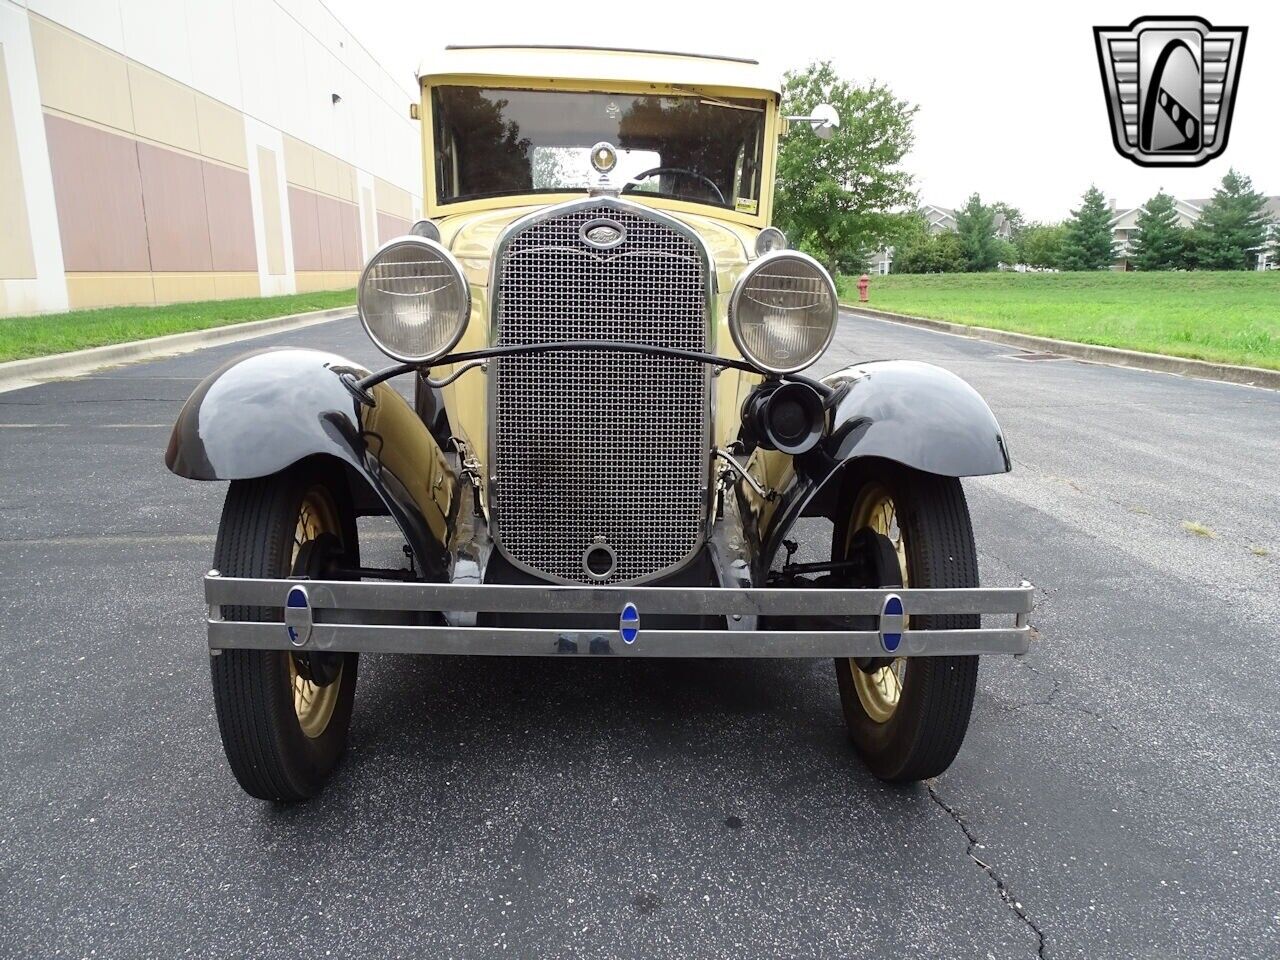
[488,198,715,585]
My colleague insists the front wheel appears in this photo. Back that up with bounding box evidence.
[210,462,359,801]
[832,465,980,782]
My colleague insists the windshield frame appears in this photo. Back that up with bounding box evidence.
[420,75,779,227]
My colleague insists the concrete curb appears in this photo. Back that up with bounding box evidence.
[0,304,354,393]
[841,303,1280,391]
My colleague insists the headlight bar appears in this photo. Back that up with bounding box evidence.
[351,340,838,404]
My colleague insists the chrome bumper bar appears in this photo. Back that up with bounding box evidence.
[205,573,1035,659]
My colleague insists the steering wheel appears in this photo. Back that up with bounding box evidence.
[623,166,726,205]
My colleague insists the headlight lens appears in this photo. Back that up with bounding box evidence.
[754,227,787,256]
[728,251,838,373]
[358,237,470,363]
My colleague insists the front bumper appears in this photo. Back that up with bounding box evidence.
[205,574,1035,658]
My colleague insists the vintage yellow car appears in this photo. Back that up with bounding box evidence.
[166,46,1033,801]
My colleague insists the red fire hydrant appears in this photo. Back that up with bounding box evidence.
[857,274,870,302]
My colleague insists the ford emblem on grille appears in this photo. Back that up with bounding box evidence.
[580,218,626,249]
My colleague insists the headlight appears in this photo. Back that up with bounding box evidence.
[754,227,787,256]
[728,251,837,374]
[358,236,470,363]
[408,218,441,242]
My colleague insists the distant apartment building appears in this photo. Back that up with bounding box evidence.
[0,0,423,317]
[872,203,1013,274]
[1110,196,1280,271]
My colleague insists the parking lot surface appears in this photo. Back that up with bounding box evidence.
[1,312,1277,959]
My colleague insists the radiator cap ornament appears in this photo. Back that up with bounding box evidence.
[589,141,617,173]
[587,141,621,197]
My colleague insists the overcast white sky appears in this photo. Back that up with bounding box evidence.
[324,0,1278,221]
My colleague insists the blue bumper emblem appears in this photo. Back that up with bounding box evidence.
[285,584,312,646]
[619,603,640,644]
[879,593,904,653]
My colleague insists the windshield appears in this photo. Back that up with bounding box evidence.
[431,86,767,213]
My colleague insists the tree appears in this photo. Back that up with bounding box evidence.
[1128,191,1187,270]
[1016,222,1066,269]
[1058,185,1116,270]
[932,233,968,272]
[955,193,1002,271]
[893,231,966,273]
[890,211,929,249]
[891,238,930,273]
[884,213,930,273]
[1187,169,1270,270]
[833,244,874,275]
[775,61,918,275]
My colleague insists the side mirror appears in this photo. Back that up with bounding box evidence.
[785,103,841,140]
[810,103,840,140]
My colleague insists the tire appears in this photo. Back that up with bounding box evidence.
[832,463,979,782]
[210,461,359,801]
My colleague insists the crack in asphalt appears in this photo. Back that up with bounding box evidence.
[927,782,1048,959]
[971,582,1121,734]
[1005,657,1121,732]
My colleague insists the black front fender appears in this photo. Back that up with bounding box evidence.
[756,360,1010,576]
[165,348,457,577]
[823,360,1010,475]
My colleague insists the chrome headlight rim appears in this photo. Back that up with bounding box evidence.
[728,249,838,375]
[357,235,471,365]
[754,226,787,257]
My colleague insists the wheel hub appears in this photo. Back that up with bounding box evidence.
[289,520,344,703]
[846,487,909,724]
[849,527,902,676]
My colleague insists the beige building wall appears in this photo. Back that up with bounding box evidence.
[0,0,422,316]
[0,44,36,282]
[282,134,364,292]
[375,176,414,244]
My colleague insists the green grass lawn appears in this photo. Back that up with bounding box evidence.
[837,271,1280,370]
[0,289,355,363]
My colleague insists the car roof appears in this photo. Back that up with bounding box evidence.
[418,45,781,95]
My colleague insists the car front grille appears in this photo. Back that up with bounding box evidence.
[492,201,709,584]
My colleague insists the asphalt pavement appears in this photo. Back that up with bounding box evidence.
[1,311,1277,959]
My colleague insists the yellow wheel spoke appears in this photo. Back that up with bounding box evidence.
[847,485,911,725]
[286,487,345,738]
